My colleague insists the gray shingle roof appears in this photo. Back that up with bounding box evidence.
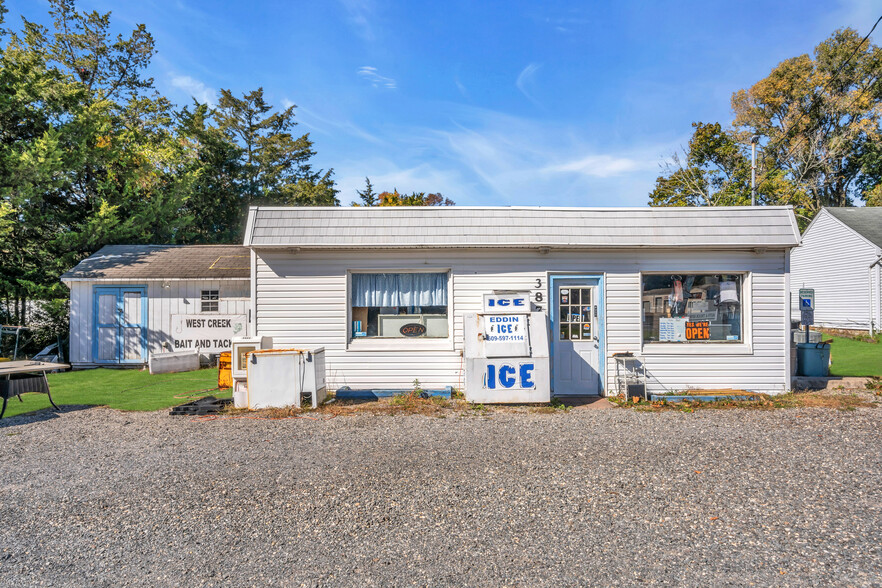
[244,206,800,249]
[824,207,882,249]
[61,245,250,280]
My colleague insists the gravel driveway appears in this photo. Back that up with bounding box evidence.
[1,405,881,587]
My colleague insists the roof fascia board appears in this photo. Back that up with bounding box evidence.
[60,276,249,282]
[246,244,794,252]
[243,207,257,246]
[247,205,797,212]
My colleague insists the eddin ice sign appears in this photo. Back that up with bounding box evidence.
[171,314,245,352]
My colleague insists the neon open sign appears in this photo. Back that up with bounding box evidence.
[399,323,426,337]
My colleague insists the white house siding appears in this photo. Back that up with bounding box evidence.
[790,210,882,331]
[254,248,790,395]
[67,279,250,365]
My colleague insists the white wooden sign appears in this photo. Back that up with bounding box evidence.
[171,314,246,352]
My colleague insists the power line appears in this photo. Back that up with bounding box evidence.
[752,14,882,196]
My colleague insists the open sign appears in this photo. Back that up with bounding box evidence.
[685,320,710,340]
[399,323,426,337]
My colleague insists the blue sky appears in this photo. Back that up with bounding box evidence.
[8,0,880,206]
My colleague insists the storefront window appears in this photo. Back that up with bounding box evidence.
[350,272,448,339]
[642,274,743,343]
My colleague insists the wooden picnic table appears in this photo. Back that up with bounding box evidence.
[0,360,69,419]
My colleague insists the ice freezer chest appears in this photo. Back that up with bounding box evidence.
[245,348,327,409]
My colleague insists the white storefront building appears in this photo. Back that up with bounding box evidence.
[244,206,801,396]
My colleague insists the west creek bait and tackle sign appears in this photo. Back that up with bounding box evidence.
[171,314,246,352]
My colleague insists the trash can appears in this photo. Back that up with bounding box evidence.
[796,342,831,377]
[218,351,233,389]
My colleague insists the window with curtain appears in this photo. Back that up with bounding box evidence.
[642,273,744,343]
[350,272,449,338]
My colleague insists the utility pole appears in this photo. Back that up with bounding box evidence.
[750,136,759,206]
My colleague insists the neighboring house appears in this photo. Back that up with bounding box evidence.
[61,245,250,368]
[790,207,882,334]
[243,205,800,396]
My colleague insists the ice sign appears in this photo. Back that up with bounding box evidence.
[482,314,529,357]
[483,293,530,314]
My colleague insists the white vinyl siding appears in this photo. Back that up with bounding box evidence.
[254,248,790,395]
[790,210,882,331]
[67,279,250,366]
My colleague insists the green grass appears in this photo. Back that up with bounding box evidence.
[2,368,229,419]
[829,335,882,377]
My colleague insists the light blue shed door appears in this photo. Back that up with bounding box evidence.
[93,286,147,364]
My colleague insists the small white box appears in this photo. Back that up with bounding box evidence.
[148,350,199,375]
[231,336,273,379]
[233,379,248,409]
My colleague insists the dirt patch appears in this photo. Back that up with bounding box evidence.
[609,389,880,413]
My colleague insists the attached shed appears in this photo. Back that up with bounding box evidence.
[61,245,250,368]
[790,207,882,333]
[244,205,800,396]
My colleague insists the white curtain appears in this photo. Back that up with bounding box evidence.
[352,273,447,307]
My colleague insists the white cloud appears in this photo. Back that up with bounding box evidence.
[833,0,880,30]
[329,104,680,207]
[297,105,385,145]
[515,62,543,108]
[454,77,469,99]
[337,161,470,205]
[542,154,654,178]
[339,0,376,41]
[281,98,296,110]
[358,66,397,89]
[170,75,215,106]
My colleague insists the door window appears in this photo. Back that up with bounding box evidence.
[558,287,593,341]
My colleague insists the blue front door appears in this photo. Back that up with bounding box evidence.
[93,286,147,364]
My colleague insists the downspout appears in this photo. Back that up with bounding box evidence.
[870,254,882,337]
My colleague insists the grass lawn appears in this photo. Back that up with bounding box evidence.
[2,368,228,419]
[829,335,882,377]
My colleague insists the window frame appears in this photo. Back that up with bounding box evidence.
[200,289,219,313]
[345,269,455,351]
[639,271,753,356]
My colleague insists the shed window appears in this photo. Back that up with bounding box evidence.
[642,274,743,343]
[201,290,219,312]
[350,272,448,338]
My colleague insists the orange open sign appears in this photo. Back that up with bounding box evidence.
[685,320,710,340]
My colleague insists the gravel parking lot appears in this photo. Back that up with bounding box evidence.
[1,404,881,587]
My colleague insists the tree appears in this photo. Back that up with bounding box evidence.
[0,0,192,333]
[42,0,155,103]
[0,0,341,346]
[176,101,244,243]
[354,176,377,206]
[651,28,882,223]
[214,88,338,206]
[362,188,455,206]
